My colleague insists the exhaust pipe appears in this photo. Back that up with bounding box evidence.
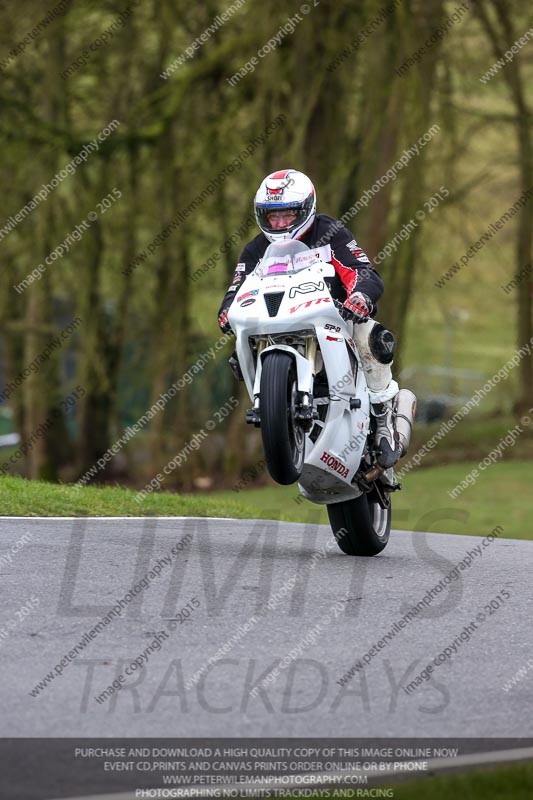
[394,389,417,457]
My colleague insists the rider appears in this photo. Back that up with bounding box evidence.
[217,169,401,469]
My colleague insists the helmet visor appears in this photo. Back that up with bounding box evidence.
[255,197,313,235]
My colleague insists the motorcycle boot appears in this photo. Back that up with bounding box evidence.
[350,319,401,468]
[372,399,401,469]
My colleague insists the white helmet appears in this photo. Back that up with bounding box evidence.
[254,169,316,242]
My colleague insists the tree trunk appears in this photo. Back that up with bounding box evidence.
[472,0,533,412]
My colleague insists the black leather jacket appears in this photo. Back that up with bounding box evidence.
[218,214,383,322]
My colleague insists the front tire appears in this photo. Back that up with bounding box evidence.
[260,351,305,485]
[327,493,391,556]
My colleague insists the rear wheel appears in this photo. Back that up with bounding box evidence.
[327,493,391,556]
[260,351,305,485]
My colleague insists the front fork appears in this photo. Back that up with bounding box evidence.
[245,336,319,430]
[295,336,319,428]
[305,335,317,373]
[245,340,267,426]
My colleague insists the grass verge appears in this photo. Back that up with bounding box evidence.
[270,761,533,800]
[0,460,530,540]
[208,460,532,539]
[378,760,533,800]
[0,475,257,519]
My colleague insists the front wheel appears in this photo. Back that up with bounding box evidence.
[327,493,391,556]
[260,351,305,485]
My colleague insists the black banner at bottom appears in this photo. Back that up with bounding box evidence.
[0,738,532,800]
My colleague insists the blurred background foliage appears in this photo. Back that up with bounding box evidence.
[0,0,531,490]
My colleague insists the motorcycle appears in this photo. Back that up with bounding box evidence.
[227,240,416,556]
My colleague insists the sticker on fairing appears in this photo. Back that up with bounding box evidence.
[289,297,332,314]
[288,281,325,298]
[310,244,331,262]
[320,450,349,478]
[237,289,259,302]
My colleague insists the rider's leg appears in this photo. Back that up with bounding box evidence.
[350,320,401,468]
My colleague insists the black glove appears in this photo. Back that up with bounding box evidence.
[218,309,233,335]
[341,291,373,323]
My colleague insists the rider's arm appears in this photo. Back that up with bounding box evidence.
[329,226,384,307]
[217,241,261,328]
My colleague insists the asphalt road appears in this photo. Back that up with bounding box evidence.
[1,516,532,739]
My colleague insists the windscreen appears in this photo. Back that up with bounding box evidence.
[255,241,319,277]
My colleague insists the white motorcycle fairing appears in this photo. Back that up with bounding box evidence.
[228,247,371,504]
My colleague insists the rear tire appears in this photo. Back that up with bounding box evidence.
[260,351,305,485]
[327,493,391,556]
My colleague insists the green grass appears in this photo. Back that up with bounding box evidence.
[408,416,533,466]
[0,475,258,519]
[0,460,531,540]
[281,761,533,800]
[377,761,533,800]
[208,460,532,539]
